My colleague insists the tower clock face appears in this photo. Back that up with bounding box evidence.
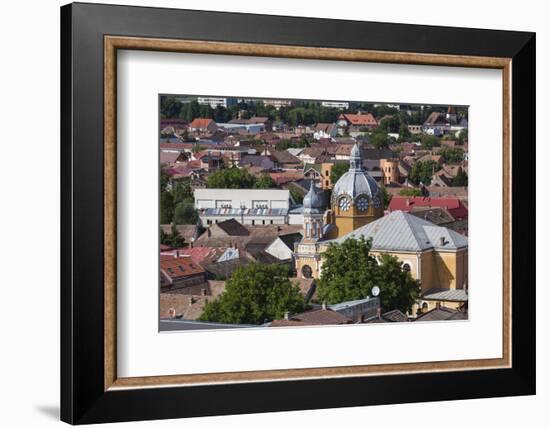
[356,197,369,212]
[339,197,351,211]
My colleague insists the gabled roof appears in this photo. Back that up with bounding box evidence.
[190,118,215,129]
[414,306,467,321]
[338,113,378,126]
[269,150,302,164]
[269,308,352,327]
[331,210,468,252]
[160,256,205,280]
[216,218,250,236]
[422,288,468,302]
[388,196,468,219]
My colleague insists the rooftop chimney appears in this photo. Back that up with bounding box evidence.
[406,198,410,207]
[376,307,382,320]
[168,308,176,319]
[439,236,446,246]
[322,302,327,310]
[173,250,179,259]
[284,311,290,320]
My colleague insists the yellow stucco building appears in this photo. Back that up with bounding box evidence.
[294,143,468,315]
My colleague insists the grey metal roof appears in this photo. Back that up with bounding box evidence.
[303,180,326,214]
[160,319,256,331]
[202,207,288,216]
[332,143,381,202]
[422,288,468,302]
[331,210,468,252]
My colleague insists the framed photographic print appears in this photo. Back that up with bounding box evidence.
[61,2,536,424]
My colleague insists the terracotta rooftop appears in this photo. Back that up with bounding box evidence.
[388,196,468,219]
[160,256,205,280]
[190,118,215,129]
[339,113,378,126]
[270,308,352,327]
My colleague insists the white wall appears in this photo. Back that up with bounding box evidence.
[195,188,290,209]
[0,1,547,428]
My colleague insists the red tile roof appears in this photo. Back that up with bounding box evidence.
[270,308,351,327]
[160,256,205,280]
[388,196,468,219]
[190,118,215,129]
[339,113,378,127]
[178,247,227,265]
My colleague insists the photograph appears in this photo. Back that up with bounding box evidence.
[158,95,469,331]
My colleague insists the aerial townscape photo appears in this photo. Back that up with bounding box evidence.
[158,95,469,331]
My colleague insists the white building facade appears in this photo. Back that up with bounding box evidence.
[194,188,292,225]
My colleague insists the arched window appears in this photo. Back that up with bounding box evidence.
[402,262,411,272]
[302,265,313,279]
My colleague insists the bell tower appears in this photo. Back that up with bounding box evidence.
[326,143,384,239]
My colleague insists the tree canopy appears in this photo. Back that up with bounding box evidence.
[409,160,441,185]
[253,174,277,189]
[330,163,350,185]
[451,167,468,186]
[420,135,441,149]
[160,223,185,248]
[199,263,307,325]
[317,237,420,313]
[398,187,423,197]
[173,201,199,225]
[440,147,464,164]
[206,167,257,189]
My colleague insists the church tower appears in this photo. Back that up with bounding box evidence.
[325,143,384,239]
[294,180,326,279]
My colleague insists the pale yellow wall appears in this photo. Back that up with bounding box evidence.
[332,197,384,238]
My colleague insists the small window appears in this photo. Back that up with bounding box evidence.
[325,170,329,176]
[270,220,273,225]
[178,266,185,272]
[252,220,255,225]
[325,180,329,186]
[262,220,265,225]
[403,263,411,272]
[207,220,212,225]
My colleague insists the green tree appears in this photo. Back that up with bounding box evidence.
[173,201,198,225]
[398,123,411,140]
[318,237,380,304]
[169,222,185,248]
[370,131,391,149]
[375,253,421,313]
[440,147,464,164]
[160,96,182,119]
[398,188,422,197]
[456,128,468,144]
[378,115,401,133]
[172,181,194,205]
[160,166,170,192]
[420,135,441,149]
[254,174,276,189]
[330,163,350,184]
[380,186,392,209]
[409,160,441,185]
[207,167,257,189]
[160,191,174,224]
[318,237,420,313]
[199,264,307,324]
[451,167,468,186]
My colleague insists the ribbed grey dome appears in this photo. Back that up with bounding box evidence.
[303,180,325,214]
[332,143,381,204]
